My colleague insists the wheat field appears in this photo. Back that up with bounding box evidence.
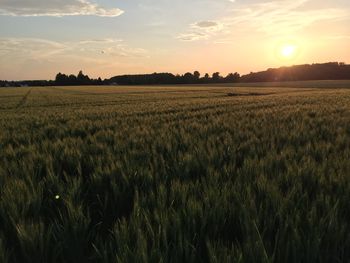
[0,83,350,262]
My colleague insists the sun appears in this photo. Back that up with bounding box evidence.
[281,45,296,57]
[280,44,297,59]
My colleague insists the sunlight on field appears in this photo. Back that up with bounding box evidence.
[0,83,350,262]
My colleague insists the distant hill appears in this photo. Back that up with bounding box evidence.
[240,62,350,82]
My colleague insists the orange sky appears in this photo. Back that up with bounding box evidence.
[0,0,349,80]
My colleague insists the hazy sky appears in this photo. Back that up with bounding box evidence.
[0,0,349,80]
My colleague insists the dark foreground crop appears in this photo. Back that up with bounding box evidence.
[0,84,350,262]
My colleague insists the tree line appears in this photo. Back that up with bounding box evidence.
[55,71,104,86]
[1,62,350,87]
[240,62,350,82]
[106,71,240,85]
[0,71,240,87]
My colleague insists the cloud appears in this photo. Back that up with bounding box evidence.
[176,32,209,41]
[223,0,348,35]
[177,20,224,41]
[193,20,224,32]
[0,37,150,79]
[194,21,219,28]
[75,39,149,58]
[0,38,148,62]
[178,0,348,41]
[0,0,124,17]
[0,38,66,59]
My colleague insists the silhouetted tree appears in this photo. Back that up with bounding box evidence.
[68,74,77,85]
[77,70,90,85]
[194,71,200,80]
[212,72,222,83]
[225,72,240,83]
[96,77,103,85]
[55,72,69,85]
[54,71,104,86]
[183,72,194,84]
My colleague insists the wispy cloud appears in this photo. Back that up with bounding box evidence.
[192,21,224,32]
[176,32,209,41]
[178,0,348,41]
[0,0,124,17]
[0,37,150,79]
[73,39,149,58]
[177,20,224,41]
[0,38,67,59]
[224,0,348,35]
[0,38,148,62]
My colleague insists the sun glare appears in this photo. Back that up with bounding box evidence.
[274,41,300,62]
[281,44,297,58]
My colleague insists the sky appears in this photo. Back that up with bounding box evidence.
[0,0,349,80]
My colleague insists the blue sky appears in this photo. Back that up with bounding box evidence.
[0,0,349,80]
